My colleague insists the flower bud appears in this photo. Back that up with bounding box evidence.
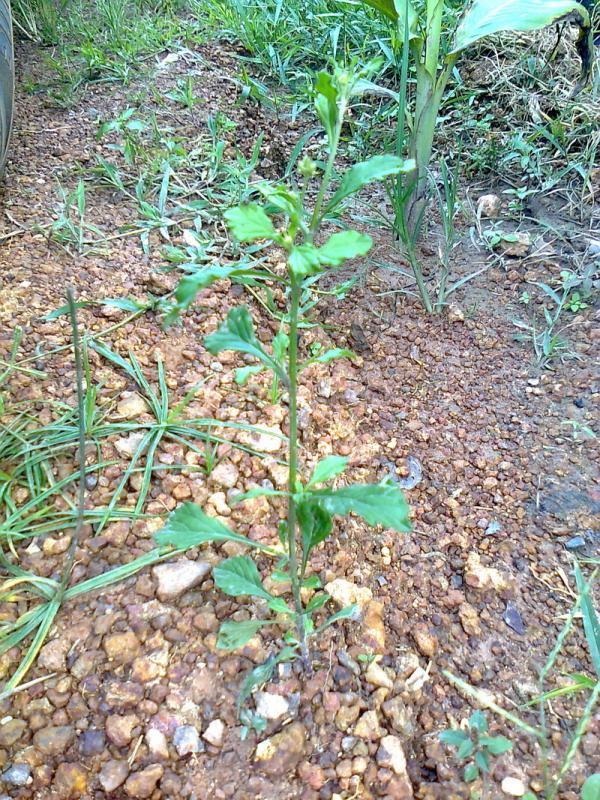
[298,155,317,178]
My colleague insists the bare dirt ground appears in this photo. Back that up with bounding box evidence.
[0,36,599,800]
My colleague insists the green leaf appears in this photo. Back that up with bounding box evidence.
[298,500,333,567]
[289,244,322,278]
[155,502,265,551]
[317,231,373,267]
[308,483,411,531]
[575,562,600,680]
[164,265,243,325]
[481,735,512,755]
[325,155,414,213]
[314,71,339,140]
[457,738,475,760]
[453,0,590,54]
[224,204,276,242]
[474,749,491,773]
[464,763,479,783]
[359,0,397,22]
[205,306,283,379]
[237,645,298,711]
[307,456,349,488]
[582,775,600,800]
[213,556,273,600]
[234,487,287,503]
[439,729,470,747]
[525,672,597,706]
[315,603,360,633]
[235,364,265,385]
[217,619,272,650]
[301,348,355,369]
[469,709,488,733]
[267,597,293,615]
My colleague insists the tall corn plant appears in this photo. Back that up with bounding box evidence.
[362,0,594,242]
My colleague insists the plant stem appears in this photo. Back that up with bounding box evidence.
[286,277,310,668]
[310,98,346,236]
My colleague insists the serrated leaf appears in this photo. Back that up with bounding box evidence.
[325,155,414,214]
[213,556,273,600]
[481,735,513,755]
[301,347,355,369]
[317,231,373,266]
[582,775,600,800]
[155,502,266,551]
[439,729,470,747]
[224,203,276,242]
[289,244,322,278]
[205,305,283,378]
[217,619,270,650]
[453,0,590,54]
[307,456,349,488]
[308,483,411,531]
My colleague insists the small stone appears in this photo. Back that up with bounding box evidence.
[99,760,129,793]
[447,305,465,323]
[405,666,429,693]
[365,661,394,690]
[412,623,437,657]
[42,534,72,555]
[38,638,70,672]
[376,736,413,796]
[33,725,74,756]
[465,552,509,592]
[255,692,290,720]
[501,776,527,797]
[503,602,526,635]
[79,729,105,756]
[459,603,482,636]
[125,764,164,798]
[173,725,203,756]
[0,718,27,747]
[495,232,531,258]
[105,681,144,708]
[103,632,141,664]
[254,722,306,776]
[53,763,88,798]
[325,579,372,610]
[566,536,586,551]
[239,425,284,453]
[116,393,148,419]
[2,764,31,787]
[382,697,413,738]
[477,193,501,219]
[202,719,225,747]
[210,462,239,489]
[106,715,138,747]
[362,600,386,654]
[145,729,169,760]
[354,710,384,740]
[152,559,211,601]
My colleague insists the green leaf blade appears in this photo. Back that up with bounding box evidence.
[224,204,276,242]
[309,483,412,532]
[154,502,265,551]
[307,455,349,488]
[325,155,414,214]
[213,555,273,600]
[317,231,373,267]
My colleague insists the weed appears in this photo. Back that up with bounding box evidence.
[439,710,512,785]
[156,63,412,717]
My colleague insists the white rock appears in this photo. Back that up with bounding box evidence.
[502,777,526,797]
[210,462,239,489]
[152,560,211,601]
[202,719,225,747]
[477,193,501,219]
[239,425,284,453]
[365,661,394,690]
[255,692,290,721]
[325,578,372,611]
[145,729,169,760]
[173,725,203,756]
[495,232,531,258]
[116,393,148,419]
[376,735,410,779]
[115,431,147,458]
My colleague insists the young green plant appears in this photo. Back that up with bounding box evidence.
[156,64,413,688]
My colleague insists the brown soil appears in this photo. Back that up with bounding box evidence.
[0,36,599,800]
